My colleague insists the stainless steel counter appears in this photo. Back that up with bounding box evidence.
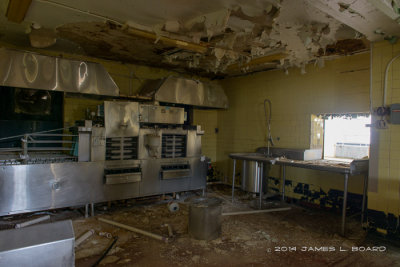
[229,153,368,174]
[229,152,369,236]
[229,153,274,162]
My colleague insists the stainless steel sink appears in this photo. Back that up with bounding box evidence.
[229,152,274,162]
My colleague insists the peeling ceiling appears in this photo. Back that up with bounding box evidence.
[1,0,399,78]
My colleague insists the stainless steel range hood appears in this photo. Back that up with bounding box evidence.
[138,76,228,109]
[0,48,119,96]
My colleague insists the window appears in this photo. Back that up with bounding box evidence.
[322,114,371,160]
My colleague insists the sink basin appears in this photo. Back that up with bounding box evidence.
[256,147,322,161]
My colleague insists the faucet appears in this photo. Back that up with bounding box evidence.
[264,99,274,156]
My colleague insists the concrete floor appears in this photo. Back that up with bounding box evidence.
[1,185,399,266]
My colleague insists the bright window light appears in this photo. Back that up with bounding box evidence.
[323,115,371,160]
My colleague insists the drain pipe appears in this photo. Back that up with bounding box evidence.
[75,229,95,247]
[15,215,50,229]
[263,99,273,156]
[383,52,400,107]
[98,218,170,243]
[369,43,373,114]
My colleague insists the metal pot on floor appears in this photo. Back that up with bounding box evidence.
[188,197,222,240]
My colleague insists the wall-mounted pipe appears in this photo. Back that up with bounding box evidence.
[383,53,400,106]
[369,43,373,114]
[263,99,274,156]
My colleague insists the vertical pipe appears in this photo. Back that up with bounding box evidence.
[242,160,247,191]
[342,174,349,236]
[129,69,133,97]
[383,53,400,106]
[259,162,263,209]
[264,99,273,156]
[361,173,369,224]
[22,134,28,163]
[85,204,89,218]
[282,165,286,202]
[369,43,373,114]
[232,159,236,203]
[91,203,95,217]
[255,161,258,190]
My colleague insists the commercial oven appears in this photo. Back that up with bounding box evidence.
[0,101,207,216]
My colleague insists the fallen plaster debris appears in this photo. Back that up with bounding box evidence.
[99,231,113,239]
[164,20,180,33]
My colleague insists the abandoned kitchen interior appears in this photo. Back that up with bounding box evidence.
[1,0,400,266]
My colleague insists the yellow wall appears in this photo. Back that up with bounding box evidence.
[7,41,400,222]
[216,53,370,199]
[368,41,400,223]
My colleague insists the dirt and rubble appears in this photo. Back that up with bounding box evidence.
[68,185,399,266]
[1,185,399,266]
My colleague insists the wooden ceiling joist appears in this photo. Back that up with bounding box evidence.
[125,26,209,54]
[227,52,287,72]
[6,0,32,23]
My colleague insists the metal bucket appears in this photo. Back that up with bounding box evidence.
[188,197,222,240]
[241,161,261,193]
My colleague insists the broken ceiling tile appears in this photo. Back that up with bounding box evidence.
[164,21,181,33]
[213,47,226,63]
[7,0,398,77]
[184,9,231,42]
[29,27,57,48]
[315,58,325,68]
[227,16,255,33]
[152,24,163,44]
[300,64,307,74]
[216,33,237,50]
[190,32,202,44]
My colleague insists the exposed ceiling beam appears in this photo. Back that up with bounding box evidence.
[307,0,400,42]
[367,0,400,21]
[6,0,32,23]
[227,52,286,72]
[125,26,209,54]
[307,0,376,40]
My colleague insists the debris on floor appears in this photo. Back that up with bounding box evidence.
[70,185,399,266]
[1,185,398,266]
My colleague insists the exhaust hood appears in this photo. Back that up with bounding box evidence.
[138,76,228,109]
[0,48,119,96]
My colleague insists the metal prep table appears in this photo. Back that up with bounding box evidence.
[229,153,369,236]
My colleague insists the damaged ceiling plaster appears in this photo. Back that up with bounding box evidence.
[1,0,400,78]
